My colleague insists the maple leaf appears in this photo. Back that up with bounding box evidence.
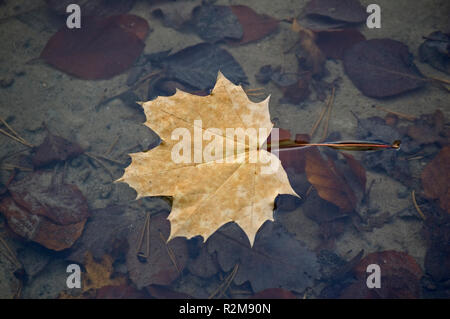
[118,72,298,246]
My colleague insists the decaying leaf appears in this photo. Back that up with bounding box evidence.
[190,4,243,43]
[229,5,279,45]
[0,171,89,251]
[292,20,325,76]
[0,197,86,251]
[162,43,248,92]
[421,146,450,214]
[118,72,298,246]
[305,147,359,212]
[32,131,84,168]
[207,221,319,293]
[343,39,426,98]
[82,252,126,293]
[41,14,149,79]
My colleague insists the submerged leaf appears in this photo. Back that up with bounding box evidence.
[343,39,425,98]
[421,146,450,214]
[162,43,248,92]
[0,197,86,251]
[41,15,149,79]
[32,131,84,168]
[207,221,319,293]
[229,5,279,45]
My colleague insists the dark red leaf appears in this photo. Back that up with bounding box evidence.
[343,39,426,98]
[7,171,90,225]
[0,197,86,251]
[229,5,279,45]
[40,15,149,79]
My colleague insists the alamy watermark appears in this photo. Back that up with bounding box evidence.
[64,3,382,30]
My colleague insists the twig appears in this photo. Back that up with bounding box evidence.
[84,153,114,177]
[159,231,180,274]
[106,136,120,155]
[0,117,27,144]
[411,190,426,220]
[309,104,328,138]
[1,164,33,172]
[96,71,162,109]
[209,264,239,299]
[0,128,33,148]
[86,152,125,166]
[136,213,150,262]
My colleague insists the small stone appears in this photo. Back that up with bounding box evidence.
[0,77,14,88]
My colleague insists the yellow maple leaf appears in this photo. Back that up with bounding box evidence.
[118,72,298,246]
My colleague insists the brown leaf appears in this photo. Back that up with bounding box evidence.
[229,5,279,45]
[343,39,426,98]
[32,131,84,168]
[126,212,189,289]
[40,15,149,79]
[7,171,90,225]
[0,197,86,251]
[341,152,366,193]
[421,146,450,214]
[292,20,325,76]
[82,252,126,293]
[305,147,357,212]
[118,72,297,246]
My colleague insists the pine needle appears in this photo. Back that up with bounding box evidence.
[411,190,426,220]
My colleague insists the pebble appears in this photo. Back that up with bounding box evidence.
[0,76,14,88]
